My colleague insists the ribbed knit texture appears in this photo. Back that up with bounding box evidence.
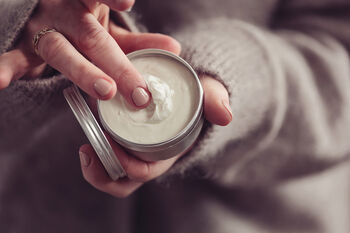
[0,0,38,53]
[153,3,350,186]
[162,19,285,182]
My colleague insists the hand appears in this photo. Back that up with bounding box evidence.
[78,74,232,198]
[0,0,181,108]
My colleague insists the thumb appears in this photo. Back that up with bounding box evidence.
[109,22,181,55]
[200,75,232,126]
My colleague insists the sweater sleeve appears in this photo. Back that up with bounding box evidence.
[161,0,350,186]
[0,0,39,54]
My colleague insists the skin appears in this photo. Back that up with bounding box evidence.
[80,74,232,198]
[0,0,181,107]
[0,0,233,198]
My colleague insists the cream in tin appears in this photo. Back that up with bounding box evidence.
[98,49,203,162]
[99,54,199,144]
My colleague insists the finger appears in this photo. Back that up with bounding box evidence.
[36,30,117,99]
[104,135,179,182]
[0,61,12,89]
[79,144,143,198]
[82,0,134,12]
[200,75,233,126]
[109,22,181,55]
[24,63,47,80]
[63,9,150,107]
[0,48,41,89]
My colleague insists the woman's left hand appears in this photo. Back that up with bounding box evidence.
[78,74,233,198]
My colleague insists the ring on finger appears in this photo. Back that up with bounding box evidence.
[32,27,57,55]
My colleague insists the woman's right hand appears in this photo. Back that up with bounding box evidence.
[79,74,232,198]
[0,0,181,107]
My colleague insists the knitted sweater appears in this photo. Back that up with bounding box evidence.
[1,0,350,232]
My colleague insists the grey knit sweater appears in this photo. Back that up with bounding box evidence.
[1,0,350,232]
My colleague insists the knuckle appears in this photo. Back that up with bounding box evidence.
[114,67,133,85]
[78,21,109,53]
[40,33,65,62]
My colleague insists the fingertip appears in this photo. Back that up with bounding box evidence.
[79,146,113,192]
[204,98,232,126]
[99,85,117,100]
[79,144,93,168]
[79,151,91,168]
[93,78,117,100]
[131,87,151,108]
[162,36,182,55]
[200,75,232,126]
[115,0,135,11]
[0,48,38,89]
[149,34,181,55]
[123,33,181,55]
[0,66,13,90]
[79,144,93,154]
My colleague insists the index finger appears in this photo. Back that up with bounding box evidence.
[62,11,150,107]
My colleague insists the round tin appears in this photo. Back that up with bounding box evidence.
[64,49,203,180]
[98,49,204,162]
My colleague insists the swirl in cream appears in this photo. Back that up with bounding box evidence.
[98,55,198,144]
[125,74,174,124]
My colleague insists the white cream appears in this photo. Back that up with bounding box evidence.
[99,56,199,144]
[126,74,174,124]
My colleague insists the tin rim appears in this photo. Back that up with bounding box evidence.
[97,49,204,151]
[64,85,126,180]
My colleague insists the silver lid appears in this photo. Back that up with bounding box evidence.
[63,85,126,180]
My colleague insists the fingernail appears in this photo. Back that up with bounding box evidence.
[125,6,132,12]
[94,79,112,97]
[222,100,233,121]
[132,87,150,107]
[79,151,91,167]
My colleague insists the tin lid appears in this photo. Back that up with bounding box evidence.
[63,85,126,180]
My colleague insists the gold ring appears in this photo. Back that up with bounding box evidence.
[32,27,57,55]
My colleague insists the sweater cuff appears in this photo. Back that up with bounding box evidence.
[159,19,286,181]
[0,0,39,54]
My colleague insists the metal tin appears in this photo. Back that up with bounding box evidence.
[64,48,203,180]
[63,85,126,180]
[98,49,204,162]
